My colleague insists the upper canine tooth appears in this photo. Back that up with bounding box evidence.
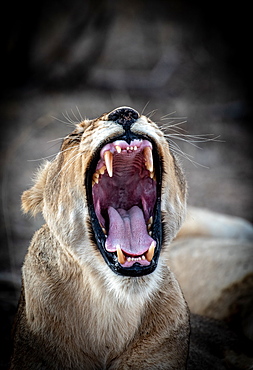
[104,150,113,177]
[116,245,126,264]
[143,146,153,173]
[145,241,155,262]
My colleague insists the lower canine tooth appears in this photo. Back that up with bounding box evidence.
[146,241,155,262]
[116,245,126,264]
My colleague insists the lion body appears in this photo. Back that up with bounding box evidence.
[11,107,253,369]
[11,109,189,369]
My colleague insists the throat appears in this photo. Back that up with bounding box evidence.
[86,274,148,353]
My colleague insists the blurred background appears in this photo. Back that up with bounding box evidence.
[0,0,252,367]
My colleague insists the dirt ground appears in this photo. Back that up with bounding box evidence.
[1,1,252,368]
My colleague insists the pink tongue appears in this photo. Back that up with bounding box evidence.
[105,206,154,255]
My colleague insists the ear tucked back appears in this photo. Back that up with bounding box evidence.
[21,161,50,216]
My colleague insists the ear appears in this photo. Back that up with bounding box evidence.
[21,161,50,216]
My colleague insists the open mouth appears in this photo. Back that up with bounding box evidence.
[86,134,162,277]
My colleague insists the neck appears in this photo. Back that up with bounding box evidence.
[80,259,165,350]
[24,228,189,368]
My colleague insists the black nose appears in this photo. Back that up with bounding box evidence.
[108,107,139,130]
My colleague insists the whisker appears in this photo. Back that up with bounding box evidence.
[47,137,67,143]
[63,111,78,125]
[165,135,204,150]
[27,153,58,162]
[164,132,221,142]
[168,139,194,160]
[71,108,82,123]
[158,121,188,132]
[75,105,84,121]
[141,101,150,116]
[51,115,76,127]
[27,145,80,162]
[146,109,158,119]
[168,139,209,168]
[160,116,221,168]
[160,111,187,121]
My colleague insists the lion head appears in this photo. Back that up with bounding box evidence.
[22,107,187,278]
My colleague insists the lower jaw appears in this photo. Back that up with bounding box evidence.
[99,248,160,277]
[113,261,158,277]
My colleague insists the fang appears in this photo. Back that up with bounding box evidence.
[116,245,126,265]
[145,241,156,262]
[143,146,153,173]
[104,150,113,177]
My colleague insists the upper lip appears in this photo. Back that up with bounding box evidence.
[85,133,162,276]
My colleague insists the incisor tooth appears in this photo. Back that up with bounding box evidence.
[115,145,121,153]
[116,245,126,265]
[104,150,113,177]
[92,174,99,184]
[143,146,153,173]
[148,216,153,225]
[145,241,155,262]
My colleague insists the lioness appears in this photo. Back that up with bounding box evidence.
[10,107,251,369]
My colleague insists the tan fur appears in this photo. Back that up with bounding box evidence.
[12,107,253,369]
[11,109,190,369]
[22,161,50,216]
